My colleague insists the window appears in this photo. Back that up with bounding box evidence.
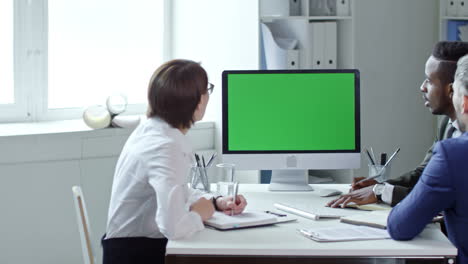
[0,0,14,105]
[0,0,168,122]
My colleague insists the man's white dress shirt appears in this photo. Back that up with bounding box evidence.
[380,119,461,204]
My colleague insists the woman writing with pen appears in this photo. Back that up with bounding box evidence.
[102,59,247,264]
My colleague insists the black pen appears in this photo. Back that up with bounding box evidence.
[206,153,216,167]
[265,210,287,217]
[194,153,201,167]
[365,148,376,165]
[380,153,387,166]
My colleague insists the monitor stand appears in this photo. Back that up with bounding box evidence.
[268,169,313,191]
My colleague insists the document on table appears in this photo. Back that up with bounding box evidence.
[298,225,390,242]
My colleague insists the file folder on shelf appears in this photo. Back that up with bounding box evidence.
[261,23,300,69]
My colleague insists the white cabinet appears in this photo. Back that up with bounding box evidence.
[259,0,354,70]
[440,0,468,41]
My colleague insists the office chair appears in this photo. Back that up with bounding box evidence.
[72,186,96,264]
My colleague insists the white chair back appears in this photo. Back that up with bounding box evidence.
[72,186,96,264]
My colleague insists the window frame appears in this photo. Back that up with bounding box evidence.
[0,0,172,123]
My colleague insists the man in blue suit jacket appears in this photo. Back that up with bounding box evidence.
[387,54,468,264]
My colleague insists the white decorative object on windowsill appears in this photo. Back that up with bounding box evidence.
[83,94,140,129]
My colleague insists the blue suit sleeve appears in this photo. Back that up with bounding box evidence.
[387,142,456,240]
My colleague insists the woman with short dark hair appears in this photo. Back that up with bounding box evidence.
[102,59,247,264]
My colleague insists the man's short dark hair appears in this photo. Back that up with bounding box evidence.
[432,41,468,85]
[147,59,208,129]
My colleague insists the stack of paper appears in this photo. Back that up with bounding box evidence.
[299,225,390,242]
[459,24,468,41]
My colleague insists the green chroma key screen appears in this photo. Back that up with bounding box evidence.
[224,70,359,152]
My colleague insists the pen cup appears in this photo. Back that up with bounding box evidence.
[188,165,211,193]
[368,164,392,183]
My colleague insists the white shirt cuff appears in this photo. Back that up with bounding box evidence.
[381,183,394,205]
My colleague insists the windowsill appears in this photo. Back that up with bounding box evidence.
[0,117,214,137]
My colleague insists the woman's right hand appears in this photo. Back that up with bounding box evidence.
[190,197,215,221]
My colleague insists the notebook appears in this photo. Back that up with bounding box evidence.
[274,203,358,220]
[204,211,278,230]
[345,202,391,211]
[340,210,390,229]
[298,225,390,242]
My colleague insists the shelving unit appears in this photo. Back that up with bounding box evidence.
[258,0,354,70]
[439,0,468,40]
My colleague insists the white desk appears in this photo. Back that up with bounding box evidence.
[166,184,457,264]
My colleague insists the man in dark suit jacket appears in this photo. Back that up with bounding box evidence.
[328,41,468,208]
[388,53,468,264]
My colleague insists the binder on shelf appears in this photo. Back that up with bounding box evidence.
[259,0,290,17]
[324,22,337,69]
[261,23,300,70]
[289,0,301,16]
[309,0,332,16]
[446,0,460,16]
[459,0,468,16]
[336,0,350,16]
[326,0,350,16]
[310,22,325,69]
[309,22,337,69]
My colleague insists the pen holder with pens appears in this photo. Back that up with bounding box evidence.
[368,164,392,183]
[189,165,211,193]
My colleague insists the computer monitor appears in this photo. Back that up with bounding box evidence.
[221,69,360,191]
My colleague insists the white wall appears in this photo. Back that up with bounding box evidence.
[0,122,214,264]
[171,0,260,181]
[172,0,440,181]
[353,0,439,178]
